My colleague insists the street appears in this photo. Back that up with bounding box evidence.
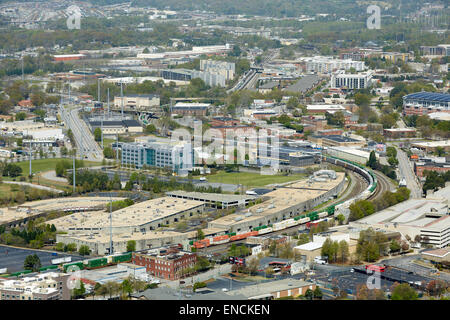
[394,146,422,198]
[59,105,103,161]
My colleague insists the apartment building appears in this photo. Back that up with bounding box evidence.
[331,70,373,90]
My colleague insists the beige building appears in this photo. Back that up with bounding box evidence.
[113,94,160,111]
[0,273,70,301]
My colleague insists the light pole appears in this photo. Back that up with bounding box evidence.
[28,141,32,180]
[73,149,76,193]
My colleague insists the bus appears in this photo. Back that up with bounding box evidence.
[365,265,386,273]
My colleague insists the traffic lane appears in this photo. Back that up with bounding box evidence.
[0,245,83,273]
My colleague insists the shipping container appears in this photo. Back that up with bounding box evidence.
[112,253,132,263]
[63,262,84,272]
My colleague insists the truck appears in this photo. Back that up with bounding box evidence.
[314,256,328,265]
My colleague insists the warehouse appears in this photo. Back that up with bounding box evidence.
[351,187,450,248]
[325,146,375,164]
[0,197,125,228]
[51,197,205,235]
[165,191,257,208]
[56,231,195,256]
[208,172,346,233]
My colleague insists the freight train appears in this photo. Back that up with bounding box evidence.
[62,252,132,272]
[192,155,377,250]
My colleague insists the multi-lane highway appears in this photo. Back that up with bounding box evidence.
[59,105,103,161]
[395,146,422,198]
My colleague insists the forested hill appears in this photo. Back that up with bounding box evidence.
[0,0,438,18]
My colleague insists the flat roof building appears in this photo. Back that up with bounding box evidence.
[403,92,450,116]
[208,172,346,233]
[165,191,256,208]
[50,197,204,235]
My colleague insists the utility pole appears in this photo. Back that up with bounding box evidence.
[101,112,104,150]
[107,87,110,118]
[120,82,124,120]
[97,78,101,103]
[73,149,76,193]
[28,142,32,179]
[109,196,113,255]
[116,134,119,165]
[21,56,24,81]
[68,80,71,105]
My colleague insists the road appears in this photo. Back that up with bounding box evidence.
[2,181,64,194]
[59,105,103,161]
[395,146,422,198]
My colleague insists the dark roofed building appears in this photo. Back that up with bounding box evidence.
[403,92,450,116]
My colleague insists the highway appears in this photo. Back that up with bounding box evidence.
[59,105,103,161]
[395,146,422,198]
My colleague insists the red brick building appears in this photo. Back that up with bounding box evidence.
[209,117,240,127]
[414,160,450,178]
[132,246,197,280]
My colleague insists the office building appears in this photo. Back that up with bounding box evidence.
[121,140,193,172]
[331,70,373,90]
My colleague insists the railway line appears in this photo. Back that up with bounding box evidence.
[194,155,397,255]
[367,170,395,201]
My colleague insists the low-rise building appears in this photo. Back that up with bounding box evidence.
[0,272,70,300]
[402,92,450,116]
[113,94,160,112]
[325,146,374,164]
[414,158,450,178]
[412,140,450,153]
[383,128,416,139]
[170,102,209,116]
[132,246,197,280]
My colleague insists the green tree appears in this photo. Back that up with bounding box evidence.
[24,254,41,272]
[94,128,102,142]
[15,112,27,121]
[79,245,91,256]
[126,240,136,252]
[196,229,205,240]
[391,283,418,300]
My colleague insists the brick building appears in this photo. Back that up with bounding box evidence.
[132,245,197,280]
[414,159,450,178]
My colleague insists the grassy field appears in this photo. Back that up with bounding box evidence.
[15,158,102,177]
[202,171,306,187]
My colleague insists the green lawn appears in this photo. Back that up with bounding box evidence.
[15,158,102,177]
[203,171,306,187]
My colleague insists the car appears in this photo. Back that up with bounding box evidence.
[222,288,229,292]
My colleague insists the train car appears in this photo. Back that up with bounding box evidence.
[63,262,84,272]
[230,231,258,242]
[318,211,328,218]
[258,227,273,235]
[210,235,230,245]
[193,242,206,249]
[297,217,310,225]
[86,258,107,269]
[112,253,132,264]
[272,221,285,231]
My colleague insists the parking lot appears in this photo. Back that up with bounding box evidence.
[0,245,83,273]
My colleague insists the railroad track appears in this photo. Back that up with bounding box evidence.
[367,171,395,201]
[197,169,369,255]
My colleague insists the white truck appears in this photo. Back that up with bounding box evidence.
[314,256,328,265]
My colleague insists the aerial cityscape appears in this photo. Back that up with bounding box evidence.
[0,0,448,305]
